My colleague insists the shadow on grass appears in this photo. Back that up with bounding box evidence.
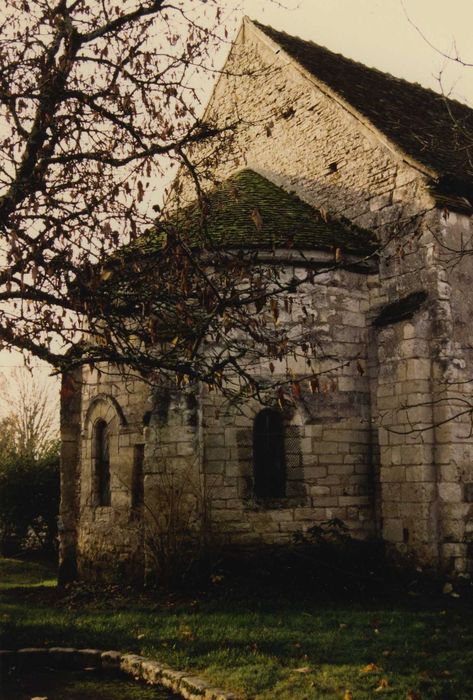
[0,556,57,590]
[2,556,473,699]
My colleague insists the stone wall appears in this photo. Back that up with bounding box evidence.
[181,19,473,571]
[175,20,451,566]
[432,212,473,572]
[199,266,376,546]
[59,366,82,583]
[60,19,473,578]
[142,389,202,580]
[74,365,149,580]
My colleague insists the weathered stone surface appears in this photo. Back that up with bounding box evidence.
[180,675,212,698]
[120,653,146,676]
[101,650,122,669]
[141,659,164,684]
[160,667,187,690]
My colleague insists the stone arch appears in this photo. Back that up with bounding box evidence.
[84,393,127,431]
[82,394,126,509]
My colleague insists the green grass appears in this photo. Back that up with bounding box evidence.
[1,557,473,699]
[0,556,57,589]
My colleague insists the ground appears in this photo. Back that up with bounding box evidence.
[1,557,473,699]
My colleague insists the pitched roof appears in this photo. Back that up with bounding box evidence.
[147,169,377,258]
[254,21,473,199]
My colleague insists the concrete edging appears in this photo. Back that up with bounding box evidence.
[0,647,239,700]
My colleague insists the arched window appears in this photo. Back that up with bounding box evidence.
[132,444,144,510]
[253,408,286,499]
[95,419,111,506]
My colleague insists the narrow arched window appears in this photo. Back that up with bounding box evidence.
[95,420,111,506]
[132,444,144,510]
[253,409,286,499]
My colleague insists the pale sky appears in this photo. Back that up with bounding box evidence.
[1,0,472,383]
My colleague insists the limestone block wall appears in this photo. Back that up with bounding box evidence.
[367,210,439,566]
[374,306,438,563]
[59,20,473,578]
[142,389,202,577]
[199,267,377,547]
[431,211,473,572]
[367,208,473,572]
[75,365,149,580]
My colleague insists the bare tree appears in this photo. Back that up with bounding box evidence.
[0,0,334,401]
[0,0,363,404]
[0,368,58,459]
[0,1,233,358]
[0,367,59,553]
[0,413,17,464]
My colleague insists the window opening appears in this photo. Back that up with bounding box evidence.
[253,408,286,498]
[95,419,111,506]
[132,444,145,509]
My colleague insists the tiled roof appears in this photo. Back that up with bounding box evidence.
[144,169,378,258]
[254,21,473,197]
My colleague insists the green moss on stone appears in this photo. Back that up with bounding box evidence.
[141,169,377,258]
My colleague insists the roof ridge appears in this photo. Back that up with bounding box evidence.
[252,19,473,113]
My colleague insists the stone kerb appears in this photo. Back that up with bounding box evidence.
[0,647,239,700]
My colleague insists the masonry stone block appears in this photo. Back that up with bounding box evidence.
[383,518,403,543]
[438,483,463,503]
[405,465,436,482]
[380,466,406,483]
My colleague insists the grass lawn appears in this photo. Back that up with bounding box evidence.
[1,556,473,699]
[0,556,57,590]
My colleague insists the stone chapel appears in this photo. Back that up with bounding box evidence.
[60,18,473,582]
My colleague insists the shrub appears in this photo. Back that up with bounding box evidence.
[291,518,386,593]
[144,465,219,590]
[0,448,60,556]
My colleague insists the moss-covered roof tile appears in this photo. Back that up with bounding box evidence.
[145,169,378,257]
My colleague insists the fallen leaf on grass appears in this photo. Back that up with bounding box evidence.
[361,662,382,674]
[178,624,195,641]
[374,678,389,692]
[343,690,353,700]
[293,666,311,674]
